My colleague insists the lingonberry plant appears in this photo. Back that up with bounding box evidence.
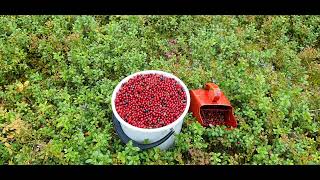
[115,74,187,129]
[0,15,319,165]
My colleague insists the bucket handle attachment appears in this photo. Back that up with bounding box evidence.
[112,113,175,150]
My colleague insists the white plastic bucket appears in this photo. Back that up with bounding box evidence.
[111,70,190,150]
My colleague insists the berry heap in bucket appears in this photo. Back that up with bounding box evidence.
[115,73,187,129]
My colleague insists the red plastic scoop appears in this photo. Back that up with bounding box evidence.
[189,83,237,128]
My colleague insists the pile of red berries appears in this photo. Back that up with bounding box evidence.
[115,73,187,129]
[200,109,227,126]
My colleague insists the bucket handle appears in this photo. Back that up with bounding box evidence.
[112,113,175,150]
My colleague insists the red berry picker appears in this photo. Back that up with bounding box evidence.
[189,82,237,128]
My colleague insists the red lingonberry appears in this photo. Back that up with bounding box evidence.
[115,73,187,129]
[200,109,227,126]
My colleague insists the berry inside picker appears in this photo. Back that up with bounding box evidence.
[115,73,187,129]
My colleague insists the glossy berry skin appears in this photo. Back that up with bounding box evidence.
[115,73,187,129]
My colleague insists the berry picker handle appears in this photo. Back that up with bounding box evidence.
[112,113,175,151]
[205,83,221,102]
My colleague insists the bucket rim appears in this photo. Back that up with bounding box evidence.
[111,70,191,133]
